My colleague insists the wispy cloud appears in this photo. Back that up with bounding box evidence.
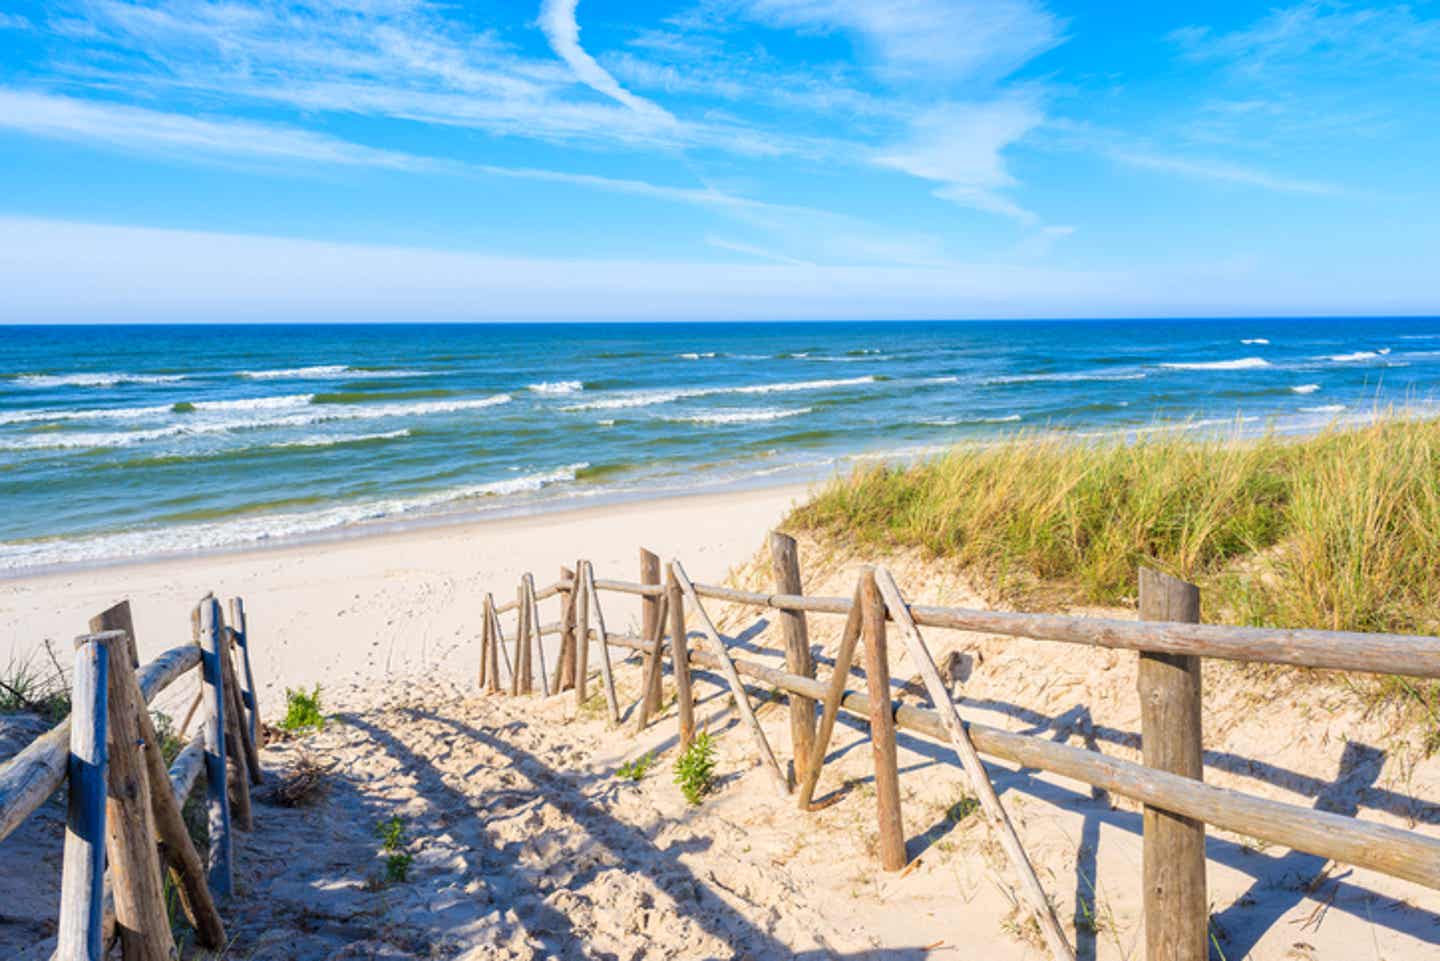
[0,12,32,30]
[538,0,673,120]
[705,236,816,266]
[1111,149,1340,196]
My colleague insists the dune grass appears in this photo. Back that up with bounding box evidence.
[791,417,1440,637]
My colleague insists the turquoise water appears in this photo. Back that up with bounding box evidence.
[2,319,1437,573]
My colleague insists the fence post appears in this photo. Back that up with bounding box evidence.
[575,558,591,709]
[228,598,260,751]
[769,531,815,789]
[1138,567,1207,961]
[860,568,907,871]
[57,634,109,961]
[195,599,233,897]
[91,612,175,961]
[667,567,694,749]
[556,565,577,691]
[639,549,663,714]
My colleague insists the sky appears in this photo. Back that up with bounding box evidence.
[0,0,1437,322]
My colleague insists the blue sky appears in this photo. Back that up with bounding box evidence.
[0,0,1436,321]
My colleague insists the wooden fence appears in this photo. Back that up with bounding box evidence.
[479,533,1440,961]
[0,595,262,961]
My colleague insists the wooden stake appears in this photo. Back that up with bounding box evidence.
[639,549,663,715]
[671,559,789,796]
[524,574,552,697]
[228,598,261,750]
[668,568,695,749]
[477,601,490,689]
[798,578,865,810]
[57,634,109,961]
[633,593,669,735]
[1138,567,1207,961]
[859,569,906,871]
[95,602,225,948]
[556,566,577,691]
[194,599,233,896]
[582,562,621,724]
[217,623,253,831]
[225,628,262,786]
[488,593,515,692]
[575,557,590,709]
[769,531,815,789]
[91,608,176,961]
[875,568,1075,961]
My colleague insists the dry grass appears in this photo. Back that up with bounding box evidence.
[268,752,329,807]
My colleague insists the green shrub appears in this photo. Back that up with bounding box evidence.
[278,685,324,733]
[674,732,717,805]
[617,752,655,782]
[376,815,412,884]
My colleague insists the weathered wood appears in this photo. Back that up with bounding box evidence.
[217,625,254,831]
[90,605,176,961]
[225,628,263,786]
[798,580,864,811]
[859,570,906,871]
[582,562,621,724]
[1138,568,1207,961]
[0,644,199,843]
[602,626,1440,890]
[97,602,226,948]
[228,597,261,751]
[769,531,815,789]
[639,550,664,715]
[488,593,515,691]
[592,577,663,597]
[57,634,109,961]
[684,583,1440,680]
[524,574,552,697]
[633,593,670,735]
[477,600,490,689]
[668,569,695,749]
[168,736,206,803]
[876,568,1074,961]
[194,599,233,896]
[556,566,577,691]
[512,585,527,696]
[483,595,503,694]
[575,558,591,709]
[671,560,789,796]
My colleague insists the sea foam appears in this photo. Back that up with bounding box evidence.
[1160,358,1270,371]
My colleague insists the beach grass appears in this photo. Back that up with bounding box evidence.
[790,416,1440,637]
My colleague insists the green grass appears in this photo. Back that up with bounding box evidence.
[376,815,412,884]
[791,416,1440,635]
[278,685,325,733]
[0,640,70,723]
[617,751,656,782]
[791,416,1440,734]
[674,732,717,805]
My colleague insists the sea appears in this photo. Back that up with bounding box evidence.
[2,318,1437,574]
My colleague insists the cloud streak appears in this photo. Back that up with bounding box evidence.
[539,0,672,120]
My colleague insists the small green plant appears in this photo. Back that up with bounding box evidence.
[617,752,655,782]
[945,795,981,825]
[279,685,324,733]
[0,641,70,722]
[151,711,184,765]
[673,731,717,805]
[377,815,412,884]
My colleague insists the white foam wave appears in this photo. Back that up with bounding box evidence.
[1300,405,1346,414]
[240,365,422,380]
[921,414,1021,426]
[1241,338,1270,345]
[987,372,1146,384]
[1291,384,1321,394]
[563,376,876,412]
[677,352,718,360]
[13,372,187,388]
[270,429,411,449]
[0,393,315,426]
[1327,351,1379,362]
[1160,357,1270,371]
[675,407,811,425]
[528,380,583,395]
[0,463,587,572]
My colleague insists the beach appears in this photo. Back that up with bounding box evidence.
[0,483,811,709]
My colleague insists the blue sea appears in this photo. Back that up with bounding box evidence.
[2,318,1438,574]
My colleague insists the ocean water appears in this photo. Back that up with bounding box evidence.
[2,318,1437,574]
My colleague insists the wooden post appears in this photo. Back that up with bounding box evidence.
[860,568,906,871]
[668,568,695,749]
[488,593,515,692]
[525,574,552,697]
[1138,568,1207,961]
[477,602,490,689]
[94,602,225,948]
[582,562,621,724]
[639,549,663,715]
[575,558,591,709]
[93,611,176,961]
[672,560,789,796]
[633,593,670,735]
[195,599,233,896]
[217,623,254,831]
[876,568,1075,961]
[228,598,260,750]
[511,585,525,697]
[556,566,577,692]
[225,628,262,786]
[57,634,109,961]
[770,531,815,789]
[797,579,864,810]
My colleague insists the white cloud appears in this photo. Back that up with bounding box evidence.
[0,12,32,30]
[873,97,1044,221]
[539,0,672,120]
[1113,150,1340,196]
